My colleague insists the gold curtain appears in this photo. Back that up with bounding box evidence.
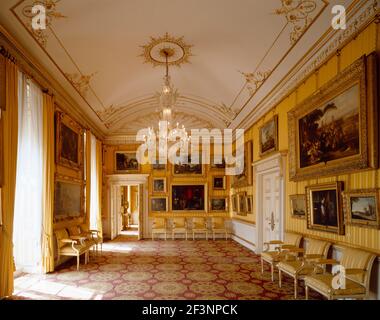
[96,138,103,240]
[85,130,91,226]
[0,58,18,298]
[41,93,55,273]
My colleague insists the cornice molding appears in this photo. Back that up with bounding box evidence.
[237,0,378,130]
[0,23,105,139]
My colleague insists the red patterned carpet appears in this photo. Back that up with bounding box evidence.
[13,237,321,300]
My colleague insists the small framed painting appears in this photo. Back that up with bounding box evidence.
[115,151,140,173]
[306,182,344,235]
[153,178,166,194]
[237,192,247,216]
[231,195,238,213]
[210,197,228,213]
[213,176,226,190]
[289,194,306,219]
[245,196,253,214]
[152,160,166,171]
[150,197,168,213]
[259,115,278,156]
[344,189,380,229]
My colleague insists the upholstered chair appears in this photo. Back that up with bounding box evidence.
[277,238,331,299]
[191,217,208,240]
[260,232,303,281]
[304,247,376,300]
[79,224,102,253]
[55,228,89,271]
[211,217,229,240]
[151,218,168,240]
[172,217,188,240]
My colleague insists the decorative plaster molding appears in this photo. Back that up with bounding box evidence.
[238,0,378,130]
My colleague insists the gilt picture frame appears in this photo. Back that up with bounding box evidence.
[171,184,206,212]
[306,182,344,235]
[343,189,380,229]
[289,194,306,219]
[115,151,140,173]
[288,54,378,181]
[237,192,247,216]
[150,197,168,213]
[152,177,166,194]
[259,115,278,157]
[245,195,253,215]
[54,176,84,223]
[213,176,226,190]
[55,111,83,170]
[231,194,238,213]
[209,197,228,213]
[232,141,253,188]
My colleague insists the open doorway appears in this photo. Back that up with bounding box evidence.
[119,185,140,239]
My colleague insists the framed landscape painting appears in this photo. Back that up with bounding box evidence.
[173,155,203,176]
[289,194,306,219]
[288,54,378,181]
[213,176,226,190]
[150,197,168,213]
[344,189,380,229]
[306,182,344,235]
[259,115,278,156]
[245,195,253,214]
[210,197,228,213]
[232,141,253,188]
[56,112,83,170]
[54,179,84,222]
[115,151,140,173]
[237,192,247,216]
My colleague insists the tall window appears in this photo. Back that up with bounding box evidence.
[13,72,43,273]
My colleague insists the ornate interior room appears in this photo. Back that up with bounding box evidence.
[0,0,379,301]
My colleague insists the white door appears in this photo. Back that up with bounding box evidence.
[262,171,282,244]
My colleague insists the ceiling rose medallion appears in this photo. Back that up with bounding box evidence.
[140,33,193,67]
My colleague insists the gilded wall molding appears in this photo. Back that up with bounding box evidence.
[238,0,378,130]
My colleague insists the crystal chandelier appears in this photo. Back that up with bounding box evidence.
[144,48,190,155]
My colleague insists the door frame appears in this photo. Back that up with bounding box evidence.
[105,174,149,240]
[253,152,287,253]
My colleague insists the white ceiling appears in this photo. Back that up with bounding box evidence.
[0,0,358,138]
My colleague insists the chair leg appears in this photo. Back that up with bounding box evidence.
[77,255,80,271]
[305,286,309,300]
[294,278,298,299]
[271,264,274,282]
[172,231,174,240]
[193,232,195,241]
[213,232,215,241]
[152,233,154,241]
[261,258,264,274]
[206,232,208,241]
[185,232,188,241]
[279,269,282,288]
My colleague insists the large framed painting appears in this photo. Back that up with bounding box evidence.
[343,189,380,229]
[232,141,253,188]
[152,177,166,194]
[259,115,278,156]
[173,155,203,176]
[115,151,140,173]
[209,197,228,213]
[54,178,84,222]
[288,54,378,181]
[56,112,83,170]
[171,184,206,212]
[150,197,168,213]
[231,194,238,213]
[289,194,306,219]
[306,182,344,235]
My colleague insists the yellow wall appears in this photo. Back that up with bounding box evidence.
[234,22,380,254]
[103,144,230,219]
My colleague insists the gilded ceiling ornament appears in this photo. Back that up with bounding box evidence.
[65,72,96,97]
[139,33,193,67]
[240,70,271,97]
[275,0,317,44]
[22,0,66,47]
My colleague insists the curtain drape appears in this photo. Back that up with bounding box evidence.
[0,58,19,298]
[13,74,43,273]
[41,93,55,273]
[89,133,103,240]
[85,131,91,226]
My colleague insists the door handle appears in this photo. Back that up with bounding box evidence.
[269,212,275,231]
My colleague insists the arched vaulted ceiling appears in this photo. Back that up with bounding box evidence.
[0,0,369,142]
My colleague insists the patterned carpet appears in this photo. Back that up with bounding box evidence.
[13,236,321,300]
